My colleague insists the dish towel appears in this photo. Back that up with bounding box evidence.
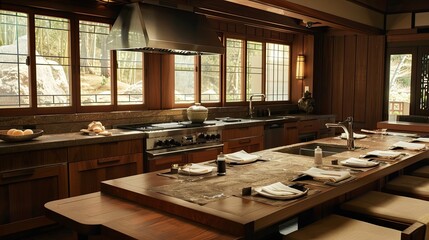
[225,150,259,163]
[261,182,304,196]
[365,150,405,159]
[340,132,367,139]
[411,138,429,143]
[340,157,378,167]
[391,141,426,150]
[302,167,351,183]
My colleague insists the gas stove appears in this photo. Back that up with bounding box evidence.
[116,121,216,132]
[117,121,222,151]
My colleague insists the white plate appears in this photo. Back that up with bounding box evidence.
[178,164,215,176]
[254,183,308,200]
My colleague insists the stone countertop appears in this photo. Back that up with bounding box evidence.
[98,133,429,238]
[0,114,334,155]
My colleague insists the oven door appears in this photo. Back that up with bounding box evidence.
[145,143,224,172]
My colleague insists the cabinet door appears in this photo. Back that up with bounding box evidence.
[0,164,68,236]
[69,153,143,197]
[187,147,222,163]
[285,122,299,145]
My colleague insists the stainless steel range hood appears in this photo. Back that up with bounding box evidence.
[106,2,225,55]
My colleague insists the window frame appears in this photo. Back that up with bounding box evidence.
[0,5,147,116]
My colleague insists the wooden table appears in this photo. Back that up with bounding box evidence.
[45,135,429,239]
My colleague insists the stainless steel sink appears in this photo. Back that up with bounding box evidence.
[274,142,350,157]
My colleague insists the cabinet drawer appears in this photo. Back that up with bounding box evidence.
[222,125,263,140]
[147,154,186,172]
[0,148,67,172]
[69,153,143,196]
[187,147,222,163]
[298,119,320,134]
[68,139,143,162]
[223,136,263,153]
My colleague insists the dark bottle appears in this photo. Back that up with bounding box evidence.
[217,152,226,176]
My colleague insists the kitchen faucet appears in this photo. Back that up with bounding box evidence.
[325,116,355,150]
[249,94,266,118]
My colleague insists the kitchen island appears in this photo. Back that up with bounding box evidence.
[45,133,429,239]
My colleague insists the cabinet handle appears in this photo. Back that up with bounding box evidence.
[239,139,251,144]
[1,169,35,179]
[97,157,121,165]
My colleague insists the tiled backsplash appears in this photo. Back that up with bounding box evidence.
[0,104,298,134]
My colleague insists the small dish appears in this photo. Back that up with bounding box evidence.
[254,182,308,200]
[0,129,44,142]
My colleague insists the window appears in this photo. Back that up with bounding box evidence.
[117,51,144,105]
[226,38,290,103]
[79,20,111,106]
[174,55,195,104]
[35,15,71,107]
[387,53,412,120]
[246,41,263,100]
[266,43,290,101]
[226,38,244,102]
[201,55,221,103]
[0,10,29,109]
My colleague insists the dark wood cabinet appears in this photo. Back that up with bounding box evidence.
[223,125,264,154]
[284,121,299,145]
[0,149,68,237]
[68,139,143,197]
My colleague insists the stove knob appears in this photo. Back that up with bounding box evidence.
[215,134,221,139]
[169,139,176,145]
[205,134,211,140]
[210,134,216,140]
[155,140,164,147]
[163,140,171,146]
[198,133,205,139]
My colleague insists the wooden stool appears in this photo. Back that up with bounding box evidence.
[283,214,424,240]
[384,175,429,200]
[341,191,429,239]
[412,166,429,178]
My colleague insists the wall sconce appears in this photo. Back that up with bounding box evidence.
[296,55,305,80]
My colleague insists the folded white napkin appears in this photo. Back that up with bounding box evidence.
[225,150,259,163]
[261,182,304,196]
[340,157,378,167]
[302,167,351,183]
[411,137,429,143]
[178,164,215,175]
[340,132,367,139]
[392,141,426,150]
[365,150,405,159]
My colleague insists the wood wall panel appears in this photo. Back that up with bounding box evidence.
[343,35,357,118]
[365,36,385,128]
[317,33,385,130]
[354,36,369,124]
[331,36,345,121]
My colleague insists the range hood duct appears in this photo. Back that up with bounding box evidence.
[107,2,225,55]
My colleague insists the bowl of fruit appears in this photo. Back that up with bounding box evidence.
[0,128,44,142]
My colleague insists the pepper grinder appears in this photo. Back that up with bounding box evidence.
[217,152,226,176]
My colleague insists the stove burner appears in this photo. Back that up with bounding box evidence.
[178,121,216,128]
[116,124,165,131]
